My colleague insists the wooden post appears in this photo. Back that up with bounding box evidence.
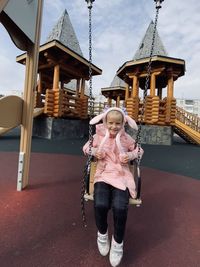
[167,76,174,99]
[60,81,64,89]
[108,97,112,107]
[17,0,43,190]
[76,79,81,97]
[116,95,120,107]
[150,73,156,96]
[157,87,162,99]
[0,0,9,13]
[38,72,42,93]
[53,64,60,89]
[150,71,161,97]
[131,75,138,97]
[125,84,129,101]
[80,78,85,98]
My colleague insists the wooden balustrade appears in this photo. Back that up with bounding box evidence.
[126,97,139,121]
[93,102,105,115]
[34,91,45,108]
[44,88,87,119]
[42,91,200,131]
[144,96,160,124]
[163,97,176,125]
[176,106,200,133]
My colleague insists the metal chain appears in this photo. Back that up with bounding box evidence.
[81,0,95,227]
[88,4,94,156]
[136,3,162,166]
[135,1,163,199]
[81,0,163,216]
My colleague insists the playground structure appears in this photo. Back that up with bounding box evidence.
[0,0,43,190]
[0,1,102,190]
[92,101,200,145]
[117,55,184,126]
[100,22,200,145]
[16,39,102,120]
[1,3,199,144]
[0,1,200,192]
[0,3,200,266]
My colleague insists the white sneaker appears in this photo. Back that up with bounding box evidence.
[97,231,110,256]
[109,236,123,267]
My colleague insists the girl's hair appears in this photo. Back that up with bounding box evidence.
[106,110,124,122]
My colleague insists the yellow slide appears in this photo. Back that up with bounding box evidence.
[0,95,44,136]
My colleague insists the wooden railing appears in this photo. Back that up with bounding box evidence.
[36,88,200,136]
[176,106,200,133]
[93,102,105,115]
[43,88,88,119]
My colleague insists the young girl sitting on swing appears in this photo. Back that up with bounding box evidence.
[83,107,143,267]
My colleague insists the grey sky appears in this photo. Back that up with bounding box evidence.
[0,0,200,99]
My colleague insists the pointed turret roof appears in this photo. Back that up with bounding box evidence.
[110,75,127,87]
[133,21,167,60]
[46,9,83,57]
[101,75,128,101]
[46,9,87,94]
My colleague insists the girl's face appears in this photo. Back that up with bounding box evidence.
[106,111,123,137]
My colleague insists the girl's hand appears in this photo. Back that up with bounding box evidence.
[119,153,129,164]
[95,151,105,159]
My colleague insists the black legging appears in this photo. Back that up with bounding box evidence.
[94,182,129,244]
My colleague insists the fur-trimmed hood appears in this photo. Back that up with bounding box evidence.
[90,107,137,153]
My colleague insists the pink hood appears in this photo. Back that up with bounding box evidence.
[90,107,138,154]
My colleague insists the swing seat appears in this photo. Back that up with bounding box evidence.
[84,161,142,207]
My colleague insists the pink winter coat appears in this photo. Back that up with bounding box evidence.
[83,124,144,199]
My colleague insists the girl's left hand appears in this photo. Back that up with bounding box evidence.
[119,153,129,164]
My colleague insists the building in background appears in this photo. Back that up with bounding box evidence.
[176,98,200,117]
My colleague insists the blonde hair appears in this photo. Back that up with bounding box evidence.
[106,110,124,122]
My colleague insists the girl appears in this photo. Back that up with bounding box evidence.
[83,107,143,267]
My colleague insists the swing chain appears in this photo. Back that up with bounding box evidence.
[154,0,164,9]
[85,0,95,9]
[88,1,94,155]
[81,0,95,227]
[136,2,163,167]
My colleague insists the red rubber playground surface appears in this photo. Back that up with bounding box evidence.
[0,149,200,267]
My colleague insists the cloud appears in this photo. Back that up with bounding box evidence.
[0,26,25,93]
[157,0,200,99]
[0,0,199,100]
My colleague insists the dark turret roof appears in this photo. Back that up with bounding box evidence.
[46,9,83,57]
[110,75,127,87]
[133,21,168,60]
[46,9,87,93]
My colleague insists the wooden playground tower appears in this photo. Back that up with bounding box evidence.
[17,40,102,120]
[0,0,43,190]
[117,55,185,126]
[102,21,185,128]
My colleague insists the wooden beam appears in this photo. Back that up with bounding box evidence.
[18,0,43,190]
[116,95,120,107]
[38,61,54,70]
[150,73,156,96]
[53,64,60,89]
[60,63,87,79]
[125,84,129,100]
[130,75,138,97]
[80,78,85,98]
[0,0,9,13]
[167,76,174,99]
[76,79,81,97]
[37,72,42,93]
